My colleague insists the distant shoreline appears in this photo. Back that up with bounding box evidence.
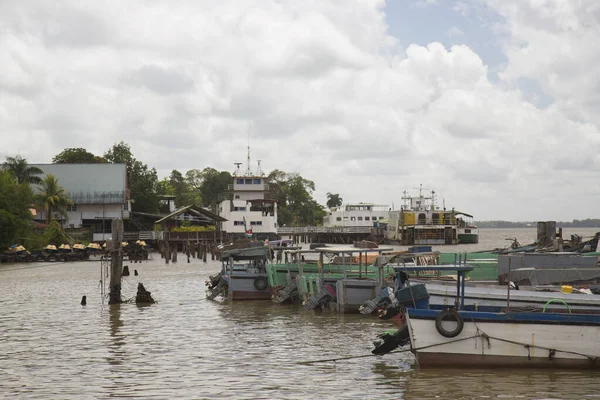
[475,222,600,229]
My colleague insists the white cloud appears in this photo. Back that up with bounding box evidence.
[486,0,600,124]
[0,0,598,221]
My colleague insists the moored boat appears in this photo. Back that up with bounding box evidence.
[370,263,600,369]
[206,244,271,300]
[385,186,479,245]
[406,308,600,368]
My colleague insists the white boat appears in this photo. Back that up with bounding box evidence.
[371,263,600,369]
[406,308,600,368]
[217,152,278,241]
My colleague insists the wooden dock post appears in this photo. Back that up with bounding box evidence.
[172,243,178,263]
[109,219,123,305]
[165,242,169,264]
[203,244,207,263]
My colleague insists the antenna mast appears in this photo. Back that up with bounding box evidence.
[234,162,242,176]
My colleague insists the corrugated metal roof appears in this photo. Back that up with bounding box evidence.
[30,163,127,204]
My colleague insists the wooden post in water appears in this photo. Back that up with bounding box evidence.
[172,243,178,263]
[109,219,123,305]
[186,240,191,263]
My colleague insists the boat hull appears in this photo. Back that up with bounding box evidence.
[227,274,272,300]
[458,233,479,244]
[407,309,600,369]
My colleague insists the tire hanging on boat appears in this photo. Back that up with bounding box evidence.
[435,308,464,338]
[253,276,268,291]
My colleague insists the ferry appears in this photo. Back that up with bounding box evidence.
[385,187,478,245]
[217,153,278,241]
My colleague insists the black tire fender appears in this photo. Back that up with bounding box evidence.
[253,276,268,291]
[435,308,464,338]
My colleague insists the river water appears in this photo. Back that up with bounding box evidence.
[1,228,600,399]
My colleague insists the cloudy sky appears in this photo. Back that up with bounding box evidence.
[1,0,599,221]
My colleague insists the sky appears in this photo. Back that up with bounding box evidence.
[1,0,599,221]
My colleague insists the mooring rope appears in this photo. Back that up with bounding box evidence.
[297,335,478,365]
[298,324,600,365]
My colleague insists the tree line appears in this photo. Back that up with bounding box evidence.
[1,142,344,249]
[475,220,600,228]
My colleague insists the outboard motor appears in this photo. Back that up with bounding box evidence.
[359,286,396,315]
[303,284,336,310]
[371,325,411,355]
[272,279,298,303]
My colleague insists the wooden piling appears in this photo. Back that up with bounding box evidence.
[165,242,170,264]
[109,219,123,305]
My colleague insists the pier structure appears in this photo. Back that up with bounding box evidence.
[153,205,227,263]
[277,226,379,245]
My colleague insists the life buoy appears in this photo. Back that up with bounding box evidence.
[253,276,268,291]
[435,308,464,338]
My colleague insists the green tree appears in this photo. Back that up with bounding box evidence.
[326,192,343,209]
[2,155,43,184]
[267,170,324,226]
[199,168,232,210]
[35,174,73,224]
[52,148,104,163]
[156,178,174,196]
[0,170,34,249]
[104,141,159,213]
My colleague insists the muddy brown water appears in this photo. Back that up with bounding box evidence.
[1,228,599,399]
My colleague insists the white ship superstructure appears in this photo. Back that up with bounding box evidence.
[217,157,278,240]
[323,203,389,228]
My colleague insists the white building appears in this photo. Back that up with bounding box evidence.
[217,163,278,240]
[322,203,389,228]
[30,163,129,240]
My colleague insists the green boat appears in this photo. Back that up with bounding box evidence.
[266,247,397,312]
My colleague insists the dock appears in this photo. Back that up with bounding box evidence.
[277,226,378,245]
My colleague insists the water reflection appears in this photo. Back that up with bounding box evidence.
[106,304,125,366]
[402,368,600,399]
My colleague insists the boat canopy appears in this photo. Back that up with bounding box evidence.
[454,211,473,218]
[221,246,269,260]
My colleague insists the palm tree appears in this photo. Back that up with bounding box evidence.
[2,155,43,184]
[326,192,343,209]
[35,174,73,224]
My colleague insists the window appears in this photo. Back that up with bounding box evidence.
[235,195,240,199]
[336,217,342,221]
[365,217,370,221]
[245,179,253,184]
[250,221,263,226]
[67,204,77,212]
[236,178,244,184]
[379,217,384,220]
[234,207,246,211]
[233,221,244,226]
[350,217,356,221]
[253,179,261,184]
[123,202,128,211]
[343,216,348,220]
[358,216,363,221]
